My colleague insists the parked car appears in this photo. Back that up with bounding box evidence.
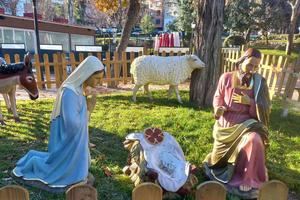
[131,31,141,37]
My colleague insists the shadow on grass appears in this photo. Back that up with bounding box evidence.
[266,102,300,193]
[0,105,64,199]
[99,90,212,112]
[0,115,132,199]
[89,127,133,200]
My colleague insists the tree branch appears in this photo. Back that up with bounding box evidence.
[288,1,294,9]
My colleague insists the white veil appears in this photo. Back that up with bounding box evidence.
[50,56,104,121]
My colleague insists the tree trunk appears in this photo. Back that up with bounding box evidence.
[10,1,18,16]
[263,32,269,45]
[245,28,251,43]
[190,0,225,107]
[286,0,300,55]
[65,0,74,24]
[109,0,140,87]
[117,0,123,30]
[116,0,140,54]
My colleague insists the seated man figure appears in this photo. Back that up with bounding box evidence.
[204,48,271,198]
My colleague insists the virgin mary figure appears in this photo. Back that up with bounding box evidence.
[12,56,104,191]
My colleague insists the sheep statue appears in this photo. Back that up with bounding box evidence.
[130,55,205,103]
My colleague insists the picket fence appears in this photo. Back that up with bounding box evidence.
[2,48,299,104]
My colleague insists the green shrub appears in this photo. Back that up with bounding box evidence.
[223,35,246,47]
[294,37,300,44]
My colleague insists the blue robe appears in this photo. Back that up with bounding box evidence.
[13,88,90,187]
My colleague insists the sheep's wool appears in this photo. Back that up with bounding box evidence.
[130,55,194,85]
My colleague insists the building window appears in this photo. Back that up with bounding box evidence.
[0,29,3,43]
[15,30,25,44]
[156,10,161,16]
[71,34,94,51]
[155,19,160,25]
[3,29,13,43]
[25,31,35,52]
[40,31,69,52]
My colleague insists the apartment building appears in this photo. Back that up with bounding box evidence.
[145,0,164,30]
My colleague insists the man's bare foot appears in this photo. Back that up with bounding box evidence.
[239,185,252,192]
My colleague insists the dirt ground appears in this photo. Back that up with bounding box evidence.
[0,82,191,100]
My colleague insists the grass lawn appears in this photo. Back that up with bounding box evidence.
[257,49,299,61]
[0,90,299,200]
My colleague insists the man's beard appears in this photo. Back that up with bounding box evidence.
[239,71,253,87]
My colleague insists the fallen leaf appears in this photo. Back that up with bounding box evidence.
[102,167,112,177]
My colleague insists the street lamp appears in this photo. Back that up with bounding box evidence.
[32,0,45,88]
[191,22,196,29]
[32,0,40,55]
[190,22,196,53]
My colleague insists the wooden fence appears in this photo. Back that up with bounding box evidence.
[220,48,299,100]
[3,50,189,90]
[2,48,299,103]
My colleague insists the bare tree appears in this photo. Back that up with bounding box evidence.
[190,0,225,107]
[286,0,300,55]
[85,0,111,27]
[0,0,20,16]
[110,4,127,29]
[64,0,75,24]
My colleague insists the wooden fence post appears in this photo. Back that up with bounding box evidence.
[105,52,111,86]
[113,51,120,86]
[53,54,61,88]
[0,185,30,200]
[43,54,51,89]
[277,57,290,95]
[132,183,162,200]
[14,54,20,63]
[96,53,103,85]
[66,184,97,200]
[138,51,143,57]
[122,52,127,84]
[281,57,300,117]
[61,53,68,81]
[195,181,226,200]
[34,54,43,89]
[4,54,11,64]
[269,56,284,98]
[69,52,76,72]
[130,52,135,83]
[79,53,84,63]
[258,180,288,200]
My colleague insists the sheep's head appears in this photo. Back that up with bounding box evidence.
[187,55,206,69]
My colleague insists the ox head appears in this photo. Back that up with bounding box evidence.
[19,53,39,100]
[187,55,206,69]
